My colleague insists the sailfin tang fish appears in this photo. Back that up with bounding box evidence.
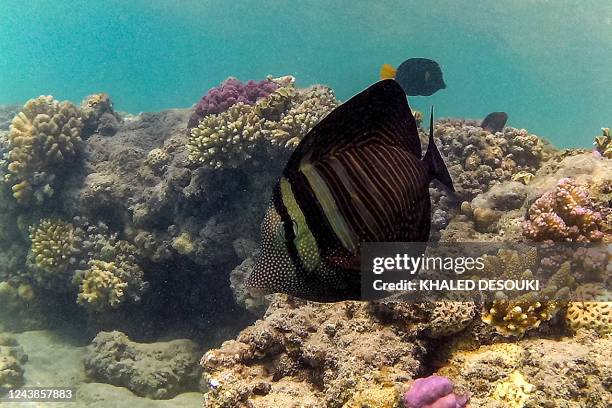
[247,79,454,301]
[379,58,446,96]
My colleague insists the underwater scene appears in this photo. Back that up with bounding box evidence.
[0,1,611,407]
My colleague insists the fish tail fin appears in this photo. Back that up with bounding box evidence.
[424,107,455,193]
[380,64,397,80]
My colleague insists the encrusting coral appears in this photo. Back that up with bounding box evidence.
[565,283,611,335]
[522,177,607,242]
[188,76,337,169]
[5,95,83,204]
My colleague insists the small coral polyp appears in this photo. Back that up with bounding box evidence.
[523,178,606,242]
[6,95,83,205]
[29,218,76,274]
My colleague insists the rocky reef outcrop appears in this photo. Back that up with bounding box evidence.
[84,331,202,399]
[0,333,27,394]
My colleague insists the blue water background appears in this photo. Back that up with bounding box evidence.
[1,0,611,147]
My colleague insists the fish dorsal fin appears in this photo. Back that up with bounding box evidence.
[284,79,421,175]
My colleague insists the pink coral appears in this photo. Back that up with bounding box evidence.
[187,78,279,129]
[522,178,605,242]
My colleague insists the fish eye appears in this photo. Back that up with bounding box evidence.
[276,219,299,242]
[291,220,299,237]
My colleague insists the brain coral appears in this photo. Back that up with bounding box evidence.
[188,79,337,169]
[187,77,280,130]
[5,95,83,204]
[565,283,611,335]
[522,178,606,242]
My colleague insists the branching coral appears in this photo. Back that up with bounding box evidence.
[522,178,606,242]
[593,127,611,159]
[76,260,128,309]
[188,78,337,169]
[482,293,560,337]
[187,77,280,130]
[5,96,83,204]
[73,220,147,310]
[29,218,76,274]
[565,283,611,335]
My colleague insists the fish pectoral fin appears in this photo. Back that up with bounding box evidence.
[380,64,397,80]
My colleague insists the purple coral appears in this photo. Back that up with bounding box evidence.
[522,178,605,242]
[188,78,279,129]
[403,375,469,408]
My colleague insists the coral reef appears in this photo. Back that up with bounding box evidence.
[28,218,76,275]
[4,95,83,204]
[84,331,202,399]
[188,77,337,168]
[188,77,280,129]
[80,93,121,136]
[565,283,611,335]
[439,333,612,407]
[201,295,428,408]
[594,127,611,159]
[0,333,27,394]
[433,119,549,201]
[522,178,607,242]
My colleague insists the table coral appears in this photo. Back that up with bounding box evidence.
[5,95,83,204]
[188,79,337,169]
[565,283,611,335]
[522,178,606,242]
[188,77,280,130]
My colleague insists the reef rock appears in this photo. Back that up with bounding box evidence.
[438,332,612,407]
[201,295,430,408]
[84,331,202,399]
[0,333,27,394]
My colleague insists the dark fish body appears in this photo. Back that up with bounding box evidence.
[381,58,446,96]
[247,80,454,302]
[481,111,508,133]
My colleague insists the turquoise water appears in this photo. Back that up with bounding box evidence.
[1,0,611,147]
